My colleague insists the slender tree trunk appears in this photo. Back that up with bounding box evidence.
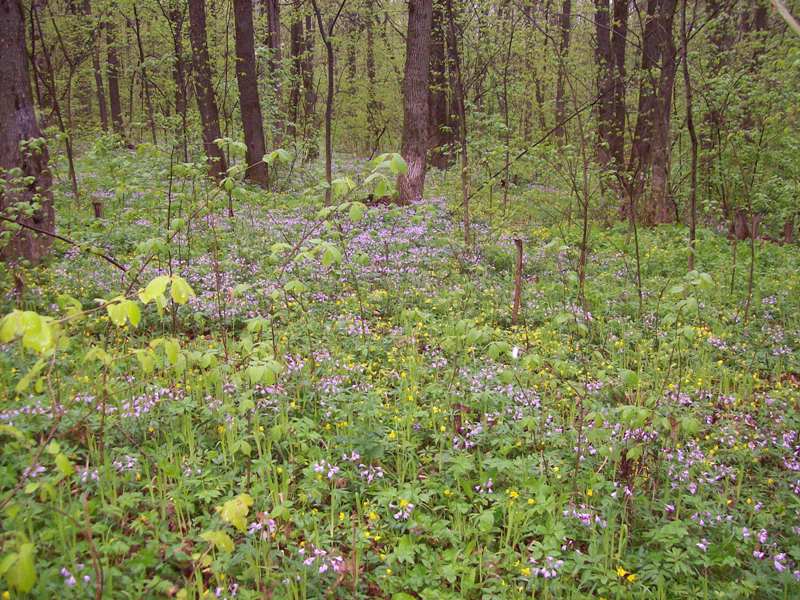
[1,0,55,264]
[303,13,318,159]
[106,19,124,135]
[626,0,661,220]
[233,0,269,185]
[682,0,698,268]
[310,0,345,202]
[553,0,571,139]
[168,6,189,161]
[594,0,613,167]
[289,9,303,139]
[650,0,678,224]
[428,0,451,169]
[132,3,157,144]
[609,0,628,168]
[84,0,109,131]
[398,0,433,204]
[188,0,228,179]
[33,7,80,202]
[365,0,380,150]
[262,0,283,142]
[446,0,469,242]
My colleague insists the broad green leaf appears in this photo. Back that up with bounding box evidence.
[389,154,408,175]
[139,275,169,304]
[5,543,36,593]
[217,494,253,532]
[200,530,234,553]
[170,276,194,305]
[55,453,74,477]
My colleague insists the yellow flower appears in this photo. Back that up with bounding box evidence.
[520,566,531,577]
[385,568,393,576]
[616,566,627,577]
[587,488,593,497]
[527,498,535,505]
[3,590,11,600]
[626,573,637,583]
[507,489,519,500]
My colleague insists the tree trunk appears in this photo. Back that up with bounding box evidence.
[188,0,228,179]
[0,0,55,264]
[446,0,469,242]
[650,0,678,224]
[398,0,433,203]
[289,11,303,138]
[594,0,613,167]
[83,0,109,131]
[106,19,124,135]
[626,0,663,221]
[262,0,283,142]
[553,0,571,139]
[428,0,451,169]
[132,3,157,144]
[681,0,698,269]
[168,5,189,161]
[303,13,318,159]
[233,0,269,185]
[609,0,628,168]
[365,0,381,150]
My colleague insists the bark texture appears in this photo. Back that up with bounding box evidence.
[0,0,55,264]
[398,0,433,203]
[234,0,269,185]
[188,0,228,179]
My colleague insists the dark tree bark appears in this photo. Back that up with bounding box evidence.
[553,0,571,138]
[398,0,433,203]
[428,0,451,169]
[365,0,381,150]
[262,0,283,141]
[83,0,109,131]
[302,12,318,158]
[166,4,189,161]
[132,3,157,144]
[289,11,304,138]
[233,0,269,185]
[609,0,628,168]
[594,0,613,166]
[446,0,469,242]
[1,0,54,264]
[106,19,125,135]
[310,0,347,202]
[650,0,678,224]
[627,0,677,224]
[188,0,228,179]
[681,0,698,268]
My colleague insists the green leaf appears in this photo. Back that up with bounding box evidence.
[107,300,128,326]
[200,530,234,553]
[478,509,494,533]
[170,276,194,305]
[389,153,408,175]
[321,244,342,267]
[5,543,36,593]
[217,494,253,532]
[139,275,169,304]
[125,301,141,327]
[348,202,366,222]
[164,339,180,365]
[55,453,74,477]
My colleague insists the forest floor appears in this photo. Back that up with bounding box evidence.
[1,145,800,599]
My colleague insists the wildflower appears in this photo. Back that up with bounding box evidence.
[697,538,709,552]
[774,553,787,573]
[530,556,564,579]
[393,499,414,521]
[758,529,768,544]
